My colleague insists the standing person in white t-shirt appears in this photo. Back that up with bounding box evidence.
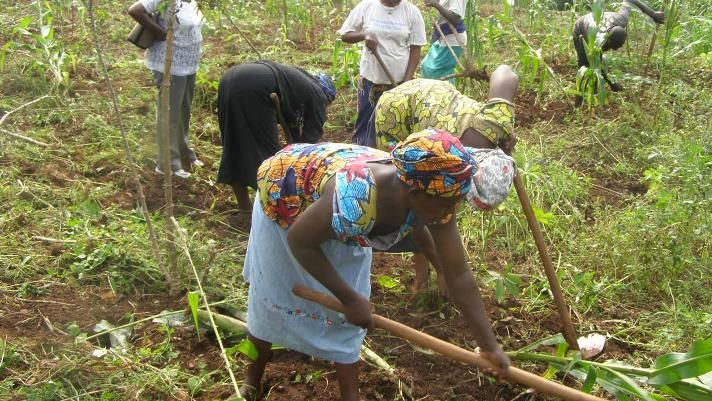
[420,0,467,80]
[128,0,204,179]
[338,0,426,147]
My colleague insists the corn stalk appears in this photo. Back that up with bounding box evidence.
[576,0,607,110]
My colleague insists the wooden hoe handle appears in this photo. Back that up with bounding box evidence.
[371,48,398,87]
[292,285,605,401]
[512,173,579,349]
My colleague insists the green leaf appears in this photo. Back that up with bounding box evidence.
[516,334,566,353]
[658,380,712,401]
[67,323,81,338]
[495,278,505,303]
[533,207,555,225]
[236,338,259,362]
[650,338,712,385]
[581,366,597,393]
[377,275,399,289]
[187,376,202,394]
[187,291,201,341]
[699,372,712,388]
[598,366,657,401]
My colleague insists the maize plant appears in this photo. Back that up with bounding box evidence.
[576,0,607,109]
[509,336,712,401]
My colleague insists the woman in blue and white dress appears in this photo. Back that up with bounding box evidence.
[128,0,204,178]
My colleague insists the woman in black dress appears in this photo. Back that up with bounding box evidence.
[216,61,336,211]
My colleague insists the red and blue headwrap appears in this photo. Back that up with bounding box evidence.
[391,128,475,197]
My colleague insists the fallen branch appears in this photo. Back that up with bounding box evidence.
[84,299,235,341]
[195,309,248,334]
[361,344,413,400]
[0,128,49,147]
[31,236,77,244]
[439,67,490,82]
[0,95,50,126]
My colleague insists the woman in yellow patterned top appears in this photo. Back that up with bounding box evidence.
[376,64,518,154]
[375,64,519,295]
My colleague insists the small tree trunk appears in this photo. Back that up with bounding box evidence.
[159,0,180,293]
[83,0,175,292]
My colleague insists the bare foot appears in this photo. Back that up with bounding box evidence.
[436,274,450,299]
[238,383,262,401]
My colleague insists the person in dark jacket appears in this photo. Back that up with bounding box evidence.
[573,0,664,104]
[216,61,336,211]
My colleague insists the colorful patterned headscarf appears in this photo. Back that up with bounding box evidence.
[391,128,475,197]
[314,72,336,104]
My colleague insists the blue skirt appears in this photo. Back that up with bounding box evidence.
[243,195,372,364]
[421,42,462,80]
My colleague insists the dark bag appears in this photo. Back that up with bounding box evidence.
[127,13,159,49]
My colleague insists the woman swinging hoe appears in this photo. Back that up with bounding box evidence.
[238,130,513,400]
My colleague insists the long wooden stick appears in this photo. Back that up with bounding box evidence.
[433,22,466,71]
[513,174,579,349]
[270,93,294,144]
[396,34,576,347]
[371,49,398,86]
[293,285,604,401]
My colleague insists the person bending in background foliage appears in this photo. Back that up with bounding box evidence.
[573,0,664,105]
[215,61,336,212]
[238,130,510,400]
[374,65,518,294]
[420,0,467,80]
[338,0,426,147]
[128,0,204,179]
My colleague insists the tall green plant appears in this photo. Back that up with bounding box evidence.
[1,0,75,90]
[465,0,484,68]
[659,0,681,83]
[331,39,360,89]
[576,0,608,109]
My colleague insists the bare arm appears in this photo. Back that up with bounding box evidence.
[341,31,378,51]
[424,0,463,26]
[411,226,443,273]
[286,181,374,331]
[626,0,665,24]
[428,217,509,379]
[128,2,166,40]
[404,45,421,81]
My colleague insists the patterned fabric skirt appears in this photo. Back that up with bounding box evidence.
[243,194,372,364]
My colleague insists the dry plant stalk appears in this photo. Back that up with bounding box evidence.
[171,217,241,395]
[361,344,413,400]
[0,95,51,147]
[159,0,180,288]
[83,0,176,292]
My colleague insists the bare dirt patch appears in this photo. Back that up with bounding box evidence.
[1,254,587,401]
